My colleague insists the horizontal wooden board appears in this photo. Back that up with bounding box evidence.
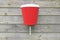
[0,8,60,15]
[0,1,59,7]
[0,16,60,24]
[0,33,60,40]
[0,25,59,32]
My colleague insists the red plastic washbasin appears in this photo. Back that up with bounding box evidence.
[21,4,39,26]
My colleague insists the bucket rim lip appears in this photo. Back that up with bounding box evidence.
[20,4,40,7]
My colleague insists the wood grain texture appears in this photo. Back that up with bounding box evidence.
[0,1,59,7]
[0,0,60,40]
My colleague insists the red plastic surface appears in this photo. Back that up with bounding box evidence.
[21,7,39,26]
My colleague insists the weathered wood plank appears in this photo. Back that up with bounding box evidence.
[0,1,60,7]
[0,8,60,15]
[0,25,60,32]
[0,16,60,24]
[0,33,60,40]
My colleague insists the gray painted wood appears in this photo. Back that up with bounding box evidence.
[0,33,60,40]
[0,0,60,40]
[0,16,60,24]
[0,1,60,7]
[0,25,60,33]
[0,8,60,15]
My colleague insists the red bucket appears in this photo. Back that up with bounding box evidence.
[21,4,39,26]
